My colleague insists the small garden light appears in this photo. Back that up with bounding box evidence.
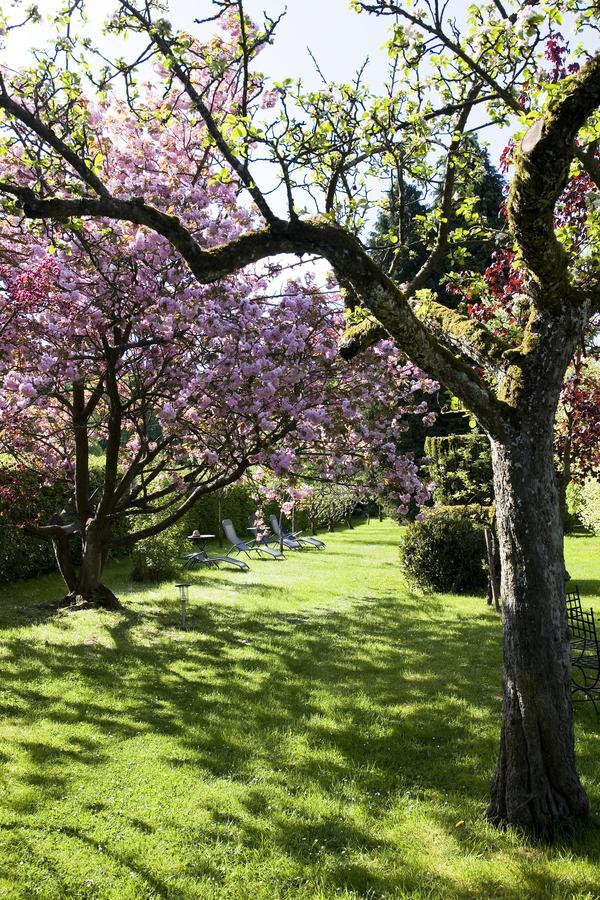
[175,582,191,628]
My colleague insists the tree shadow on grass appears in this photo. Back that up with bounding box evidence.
[569,579,600,601]
[0,819,187,899]
[1,590,600,897]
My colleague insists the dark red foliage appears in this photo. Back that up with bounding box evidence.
[545,33,580,83]
[556,367,600,482]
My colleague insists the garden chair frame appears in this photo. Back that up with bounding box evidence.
[566,586,600,714]
[222,518,284,560]
[269,513,326,550]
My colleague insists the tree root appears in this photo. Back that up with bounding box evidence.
[55,584,123,612]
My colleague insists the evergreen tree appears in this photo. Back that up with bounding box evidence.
[369,138,505,298]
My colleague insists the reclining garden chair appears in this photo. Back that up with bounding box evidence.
[247,514,301,551]
[222,518,284,560]
[269,514,325,550]
[180,549,250,573]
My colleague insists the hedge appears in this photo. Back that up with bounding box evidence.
[424,433,493,507]
[399,508,488,593]
[0,466,132,584]
[0,469,70,583]
[1,461,331,585]
[130,484,318,582]
[580,478,600,536]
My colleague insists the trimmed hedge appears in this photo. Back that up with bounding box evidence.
[0,465,133,584]
[424,434,493,507]
[1,461,322,585]
[0,469,68,583]
[131,525,183,583]
[399,509,487,593]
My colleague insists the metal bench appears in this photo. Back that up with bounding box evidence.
[567,586,600,713]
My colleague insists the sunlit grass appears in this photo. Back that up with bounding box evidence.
[0,522,598,899]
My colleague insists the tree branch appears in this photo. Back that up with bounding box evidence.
[412,297,510,374]
[339,316,387,357]
[508,53,600,309]
[116,0,279,225]
[123,463,249,543]
[575,143,600,189]
[407,82,481,294]
[0,177,508,431]
[72,380,90,523]
[0,75,112,198]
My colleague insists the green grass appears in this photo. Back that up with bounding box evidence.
[0,523,599,899]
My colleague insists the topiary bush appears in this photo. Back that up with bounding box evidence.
[424,434,493,506]
[399,509,487,593]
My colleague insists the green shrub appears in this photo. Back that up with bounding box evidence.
[0,468,69,583]
[130,527,183,582]
[564,480,583,531]
[580,478,600,536]
[0,465,131,584]
[399,510,487,593]
[431,503,494,524]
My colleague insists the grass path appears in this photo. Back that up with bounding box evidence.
[0,522,598,899]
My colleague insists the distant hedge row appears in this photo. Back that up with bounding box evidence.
[130,486,319,582]
[0,468,70,583]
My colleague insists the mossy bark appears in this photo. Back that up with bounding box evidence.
[487,423,588,838]
[484,304,589,838]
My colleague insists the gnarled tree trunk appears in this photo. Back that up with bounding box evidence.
[487,415,588,837]
[67,520,119,609]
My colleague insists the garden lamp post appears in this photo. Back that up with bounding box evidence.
[176,582,191,628]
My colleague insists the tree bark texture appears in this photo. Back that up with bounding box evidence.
[66,520,120,609]
[487,421,588,837]
[484,524,502,613]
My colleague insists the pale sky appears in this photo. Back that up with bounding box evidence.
[207,0,394,89]
[4,1,396,87]
[1,0,586,201]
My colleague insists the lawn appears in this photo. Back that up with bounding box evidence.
[0,521,599,899]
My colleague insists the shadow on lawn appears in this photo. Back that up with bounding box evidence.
[570,579,600,601]
[1,591,600,896]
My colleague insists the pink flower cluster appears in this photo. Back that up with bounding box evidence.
[0,39,438,529]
